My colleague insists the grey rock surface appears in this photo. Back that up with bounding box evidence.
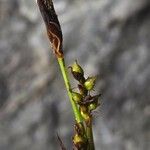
[0,0,150,150]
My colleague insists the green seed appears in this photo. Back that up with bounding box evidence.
[89,103,97,111]
[72,91,82,103]
[72,60,84,75]
[73,134,87,149]
[80,109,90,120]
[84,76,96,91]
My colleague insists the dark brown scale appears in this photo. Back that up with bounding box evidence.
[79,94,101,105]
[72,72,85,84]
[78,84,88,97]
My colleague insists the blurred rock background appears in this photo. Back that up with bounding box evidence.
[0,0,150,149]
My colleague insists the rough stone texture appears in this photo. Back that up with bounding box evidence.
[0,0,150,150]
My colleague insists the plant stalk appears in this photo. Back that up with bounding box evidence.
[57,57,82,123]
[86,119,95,150]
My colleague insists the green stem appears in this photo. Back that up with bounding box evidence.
[57,57,82,123]
[86,119,95,150]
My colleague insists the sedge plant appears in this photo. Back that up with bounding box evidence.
[37,0,101,149]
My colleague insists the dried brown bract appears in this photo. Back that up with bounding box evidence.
[37,0,63,58]
[57,134,67,150]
